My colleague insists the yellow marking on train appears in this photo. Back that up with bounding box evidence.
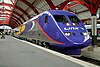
[16,25,25,35]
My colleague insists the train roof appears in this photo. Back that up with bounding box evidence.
[24,10,76,24]
[48,10,76,16]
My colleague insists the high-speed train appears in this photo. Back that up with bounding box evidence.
[14,10,90,56]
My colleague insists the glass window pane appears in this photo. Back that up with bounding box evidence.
[68,16,80,23]
[53,15,68,23]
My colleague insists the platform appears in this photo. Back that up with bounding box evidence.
[82,37,100,61]
[82,46,100,61]
[0,36,99,67]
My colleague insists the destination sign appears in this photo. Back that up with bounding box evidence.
[64,27,84,30]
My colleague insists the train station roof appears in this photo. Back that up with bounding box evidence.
[0,0,100,28]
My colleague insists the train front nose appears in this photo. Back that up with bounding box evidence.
[70,35,84,43]
[65,32,89,44]
[64,32,90,49]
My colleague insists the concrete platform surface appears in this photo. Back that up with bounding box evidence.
[82,46,100,61]
[0,36,98,67]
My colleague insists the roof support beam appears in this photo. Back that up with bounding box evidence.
[0,14,23,24]
[0,9,26,22]
[76,10,89,14]
[9,20,19,28]
[59,0,100,15]
[12,15,23,24]
[13,11,26,22]
[72,0,100,15]
[9,22,14,28]
[0,13,11,15]
[0,3,30,19]
[20,0,39,14]
[96,0,100,9]
[0,15,10,17]
[56,0,72,10]
[81,18,91,22]
[10,0,15,4]
[15,5,31,18]
[45,0,55,9]
[63,3,79,10]
[9,19,19,25]
[22,0,37,18]
[9,17,20,26]
[10,17,21,25]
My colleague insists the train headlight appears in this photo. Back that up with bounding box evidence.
[66,23,70,26]
[83,32,90,42]
[83,32,88,36]
[65,32,71,36]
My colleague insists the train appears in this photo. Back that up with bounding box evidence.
[13,10,90,56]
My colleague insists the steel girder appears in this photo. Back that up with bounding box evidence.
[20,0,39,14]
[10,17,21,25]
[0,9,26,22]
[9,20,19,28]
[61,0,100,15]
[45,0,55,9]
[10,18,20,25]
[0,3,31,19]
[12,15,23,24]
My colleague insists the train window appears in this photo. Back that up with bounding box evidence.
[53,15,70,26]
[68,16,80,26]
[53,15,68,23]
[45,16,48,23]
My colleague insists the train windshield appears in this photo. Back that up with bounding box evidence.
[53,15,68,23]
[68,16,80,26]
[53,15,70,26]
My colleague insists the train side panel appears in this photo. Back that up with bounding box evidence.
[38,14,64,44]
[14,10,90,56]
[30,14,62,44]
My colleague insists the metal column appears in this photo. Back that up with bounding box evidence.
[91,16,97,47]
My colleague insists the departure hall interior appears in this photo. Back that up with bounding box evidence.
[0,0,100,67]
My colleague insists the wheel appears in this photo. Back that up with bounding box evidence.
[42,42,50,48]
[32,39,36,44]
[34,40,39,45]
[24,38,27,41]
[38,41,42,46]
[1,36,5,39]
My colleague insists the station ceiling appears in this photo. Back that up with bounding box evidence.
[0,0,100,28]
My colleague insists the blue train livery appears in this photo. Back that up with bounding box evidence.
[14,10,90,56]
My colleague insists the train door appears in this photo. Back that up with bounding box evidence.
[43,14,58,40]
[39,14,59,42]
[42,14,48,30]
[43,14,53,33]
[38,14,48,28]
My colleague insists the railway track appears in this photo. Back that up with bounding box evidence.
[75,56,100,66]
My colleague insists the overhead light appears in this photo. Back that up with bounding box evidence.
[68,2,71,5]
[56,8,58,10]
[96,14,99,18]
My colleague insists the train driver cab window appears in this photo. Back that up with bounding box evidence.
[53,15,70,26]
[45,16,48,24]
[68,16,80,26]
